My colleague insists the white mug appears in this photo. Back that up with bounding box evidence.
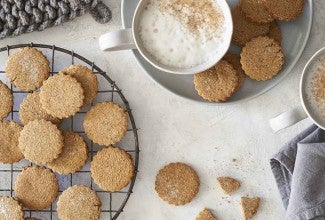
[98,0,233,75]
[270,47,325,132]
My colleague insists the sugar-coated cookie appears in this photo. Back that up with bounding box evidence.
[0,81,13,120]
[0,196,24,220]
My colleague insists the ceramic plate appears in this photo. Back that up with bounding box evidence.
[121,0,313,104]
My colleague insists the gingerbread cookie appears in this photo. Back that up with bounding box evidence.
[217,176,241,195]
[264,0,304,21]
[241,36,284,81]
[155,162,199,206]
[268,21,282,45]
[18,119,63,164]
[91,146,134,192]
[196,208,216,220]
[39,73,84,119]
[5,47,50,91]
[0,121,23,164]
[14,166,59,210]
[0,196,24,220]
[57,185,101,220]
[48,131,88,174]
[241,197,260,220]
[223,52,246,90]
[240,0,274,23]
[84,102,128,146]
[0,81,13,120]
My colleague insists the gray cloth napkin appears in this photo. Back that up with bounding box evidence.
[270,125,325,220]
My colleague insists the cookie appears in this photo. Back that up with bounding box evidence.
[241,197,260,220]
[0,121,23,164]
[84,102,128,146]
[39,73,84,119]
[5,47,50,91]
[90,146,134,192]
[268,21,282,45]
[241,36,284,81]
[240,0,274,23]
[196,208,216,220]
[194,60,239,102]
[223,52,246,90]
[18,119,63,164]
[232,6,270,46]
[217,177,241,195]
[61,65,98,106]
[14,166,59,210]
[0,196,24,220]
[0,81,13,120]
[264,0,304,21]
[57,185,101,220]
[19,92,61,125]
[155,162,199,206]
[48,131,88,174]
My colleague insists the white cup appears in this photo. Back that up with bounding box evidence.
[98,0,233,75]
[270,47,325,132]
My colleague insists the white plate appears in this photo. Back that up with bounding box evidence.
[121,0,313,104]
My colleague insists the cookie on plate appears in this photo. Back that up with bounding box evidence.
[0,121,23,164]
[196,208,216,220]
[217,176,241,195]
[14,166,59,210]
[268,21,282,45]
[223,52,246,90]
[48,131,88,174]
[155,162,199,206]
[84,102,128,146]
[39,73,84,119]
[241,36,284,81]
[0,196,24,220]
[241,197,261,220]
[264,0,304,21]
[18,119,63,164]
[61,65,98,106]
[240,0,274,24]
[0,81,13,120]
[5,47,50,91]
[194,60,239,102]
[91,146,134,192]
[57,185,101,220]
[19,92,61,125]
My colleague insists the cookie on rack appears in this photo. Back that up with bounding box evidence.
[155,162,199,206]
[48,131,88,175]
[84,102,128,146]
[241,197,261,220]
[0,81,13,120]
[223,52,246,91]
[5,47,50,91]
[217,176,241,195]
[91,146,134,192]
[268,21,282,45]
[19,92,61,125]
[0,121,23,164]
[240,0,274,24]
[196,208,216,220]
[18,119,63,164]
[14,166,59,210]
[0,196,24,220]
[60,64,98,106]
[57,185,101,220]
[241,36,284,81]
[39,73,84,119]
[263,0,305,21]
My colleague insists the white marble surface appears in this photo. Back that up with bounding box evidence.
[1,1,324,219]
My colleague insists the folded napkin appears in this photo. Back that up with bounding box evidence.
[270,125,325,220]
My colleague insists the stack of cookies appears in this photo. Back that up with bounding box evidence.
[0,47,135,220]
[194,0,305,102]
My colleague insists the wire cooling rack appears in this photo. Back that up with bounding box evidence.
[0,43,139,220]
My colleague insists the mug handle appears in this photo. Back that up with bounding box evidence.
[99,29,137,51]
[269,106,308,132]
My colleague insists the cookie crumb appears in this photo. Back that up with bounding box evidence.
[241,197,260,220]
[217,176,241,195]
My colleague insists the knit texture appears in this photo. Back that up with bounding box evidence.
[0,0,112,39]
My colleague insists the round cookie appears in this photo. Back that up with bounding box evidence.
[155,162,199,206]
[90,146,134,192]
[14,166,59,210]
[0,81,13,120]
[223,52,246,90]
[194,60,239,102]
[240,0,274,23]
[264,0,304,21]
[0,121,23,164]
[39,73,84,119]
[48,131,88,174]
[84,102,128,146]
[18,119,63,164]
[268,21,282,45]
[57,185,101,220]
[19,92,61,125]
[232,6,270,46]
[241,36,284,81]
[61,65,98,106]
[0,196,24,220]
[5,47,50,91]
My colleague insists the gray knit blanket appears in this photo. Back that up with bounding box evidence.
[0,0,112,39]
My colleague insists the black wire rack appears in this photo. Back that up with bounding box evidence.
[0,43,140,220]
